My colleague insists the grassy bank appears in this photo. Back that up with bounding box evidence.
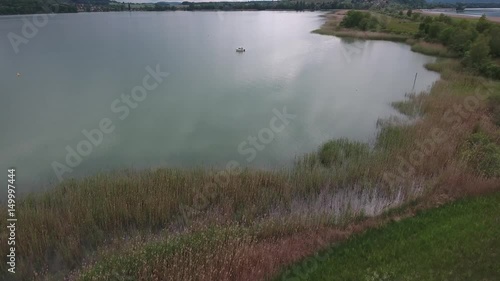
[312,11,411,41]
[1,12,500,281]
[315,10,500,65]
[276,191,500,281]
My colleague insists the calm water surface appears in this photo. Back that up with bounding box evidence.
[425,8,500,18]
[0,12,439,192]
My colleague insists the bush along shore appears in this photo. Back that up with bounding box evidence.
[1,11,500,281]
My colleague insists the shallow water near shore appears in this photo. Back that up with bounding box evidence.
[424,8,500,18]
[0,11,440,192]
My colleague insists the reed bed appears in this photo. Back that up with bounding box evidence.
[1,57,500,280]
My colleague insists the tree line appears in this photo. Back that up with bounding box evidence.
[340,10,500,79]
[181,1,375,12]
[418,14,500,78]
[0,0,429,15]
[2,0,500,16]
[0,0,77,15]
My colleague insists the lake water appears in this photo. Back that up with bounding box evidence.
[0,11,439,193]
[425,8,500,18]
[461,8,500,18]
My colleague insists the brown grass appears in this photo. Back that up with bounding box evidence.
[410,41,459,57]
[1,17,500,281]
[313,11,408,42]
[24,58,499,281]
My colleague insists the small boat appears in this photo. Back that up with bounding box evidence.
[236,47,245,53]
[16,72,21,77]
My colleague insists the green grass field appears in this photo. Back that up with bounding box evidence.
[384,18,419,35]
[277,192,500,281]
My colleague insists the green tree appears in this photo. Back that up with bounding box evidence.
[463,34,491,69]
[341,11,372,29]
[436,13,452,24]
[489,27,500,57]
[449,27,478,55]
[428,22,446,40]
[368,17,379,31]
[439,27,454,45]
[476,15,491,33]
[407,9,412,17]
[457,19,471,29]
[418,16,433,36]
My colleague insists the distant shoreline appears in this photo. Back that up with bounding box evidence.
[2,7,500,19]
[419,8,500,23]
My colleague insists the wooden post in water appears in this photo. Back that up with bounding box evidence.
[412,72,418,92]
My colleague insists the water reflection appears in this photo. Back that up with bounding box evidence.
[0,12,440,192]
